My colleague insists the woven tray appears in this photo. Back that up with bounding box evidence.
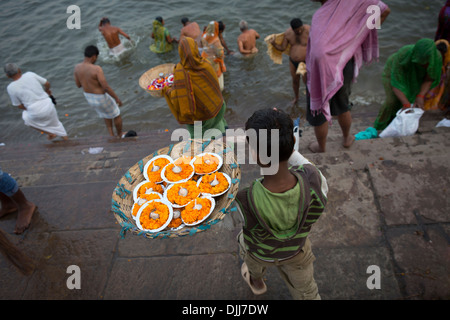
[139,63,175,97]
[111,139,241,239]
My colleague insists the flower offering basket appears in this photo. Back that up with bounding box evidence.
[139,63,175,97]
[111,139,241,239]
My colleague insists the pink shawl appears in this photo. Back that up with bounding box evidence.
[306,0,388,121]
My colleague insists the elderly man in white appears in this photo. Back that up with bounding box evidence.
[5,63,68,140]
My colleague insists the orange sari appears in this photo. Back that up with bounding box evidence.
[201,21,226,78]
[424,39,450,110]
[163,37,224,125]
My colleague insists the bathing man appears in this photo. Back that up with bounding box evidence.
[270,18,310,105]
[74,45,124,138]
[237,20,260,55]
[98,17,131,56]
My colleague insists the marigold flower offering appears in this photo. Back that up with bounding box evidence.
[139,201,170,230]
[146,157,171,183]
[181,197,212,225]
[193,153,220,174]
[137,181,164,197]
[166,180,200,206]
[198,172,229,195]
[164,162,194,182]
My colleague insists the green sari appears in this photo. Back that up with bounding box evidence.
[186,101,228,139]
[374,38,443,130]
[150,20,173,53]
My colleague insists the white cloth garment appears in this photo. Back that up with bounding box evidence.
[109,43,126,56]
[7,72,67,137]
[21,98,67,136]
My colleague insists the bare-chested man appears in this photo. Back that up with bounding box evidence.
[180,17,201,46]
[98,17,131,57]
[237,20,260,55]
[74,45,124,138]
[270,18,310,105]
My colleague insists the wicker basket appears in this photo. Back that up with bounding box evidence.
[111,139,241,239]
[139,63,175,97]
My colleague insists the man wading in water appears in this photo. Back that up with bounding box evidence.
[270,18,310,106]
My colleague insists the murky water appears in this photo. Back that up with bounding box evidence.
[0,0,444,143]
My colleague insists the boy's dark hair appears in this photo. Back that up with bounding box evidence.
[155,16,163,23]
[290,18,303,29]
[101,17,110,25]
[181,17,189,25]
[84,45,99,58]
[245,108,295,163]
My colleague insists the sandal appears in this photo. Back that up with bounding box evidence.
[241,262,267,295]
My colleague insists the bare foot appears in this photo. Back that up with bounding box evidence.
[291,97,299,106]
[308,141,325,153]
[47,134,57,140]
[14,202,37,234]
[343,135,355,148]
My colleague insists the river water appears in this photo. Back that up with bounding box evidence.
[0,0,444,144]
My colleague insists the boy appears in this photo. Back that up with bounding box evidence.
[236,108,328,299]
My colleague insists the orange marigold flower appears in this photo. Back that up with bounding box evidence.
[140,193,161,202]
[181,197,212,225]
[132,203,141,217]
[193,153,220,174]
[146,158,171,183]
[139,201,170,230]
[167,217,182,229]
[166,180,200,206]
[198,172,229,195]
[137,181,163,196]
[164,163,194,182]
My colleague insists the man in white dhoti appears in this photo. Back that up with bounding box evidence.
[5,63,68,140]
[74,45,124,137]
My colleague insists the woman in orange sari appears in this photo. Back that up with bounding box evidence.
[163,37,227,138]
[424,39,450,111]
[200,21,226,91]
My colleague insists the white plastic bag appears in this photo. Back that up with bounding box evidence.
[379,107,424,138]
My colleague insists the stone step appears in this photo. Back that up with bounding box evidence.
[0,131,173,161]
[4,126,450,189]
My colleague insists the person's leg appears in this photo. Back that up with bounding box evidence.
[309,121,328,153]
[28,126,57,140]
[277,238,320,300]
[0,192,17,217]
[0,172,36,234]
[113,115,123,138]
[11,189,36,234]
[237,231,267,292]
[306,88,328,153]
[103,118,115,136]
[332,58,355,148]
[338,111,354,148]
[289,59,301,105]
[374,76,402,131]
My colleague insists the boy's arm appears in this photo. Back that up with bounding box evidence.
[289,150,328,197]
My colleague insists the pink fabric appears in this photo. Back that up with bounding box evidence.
[306,0,388,121]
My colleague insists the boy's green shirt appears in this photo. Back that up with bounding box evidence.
[252,178,301,239]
